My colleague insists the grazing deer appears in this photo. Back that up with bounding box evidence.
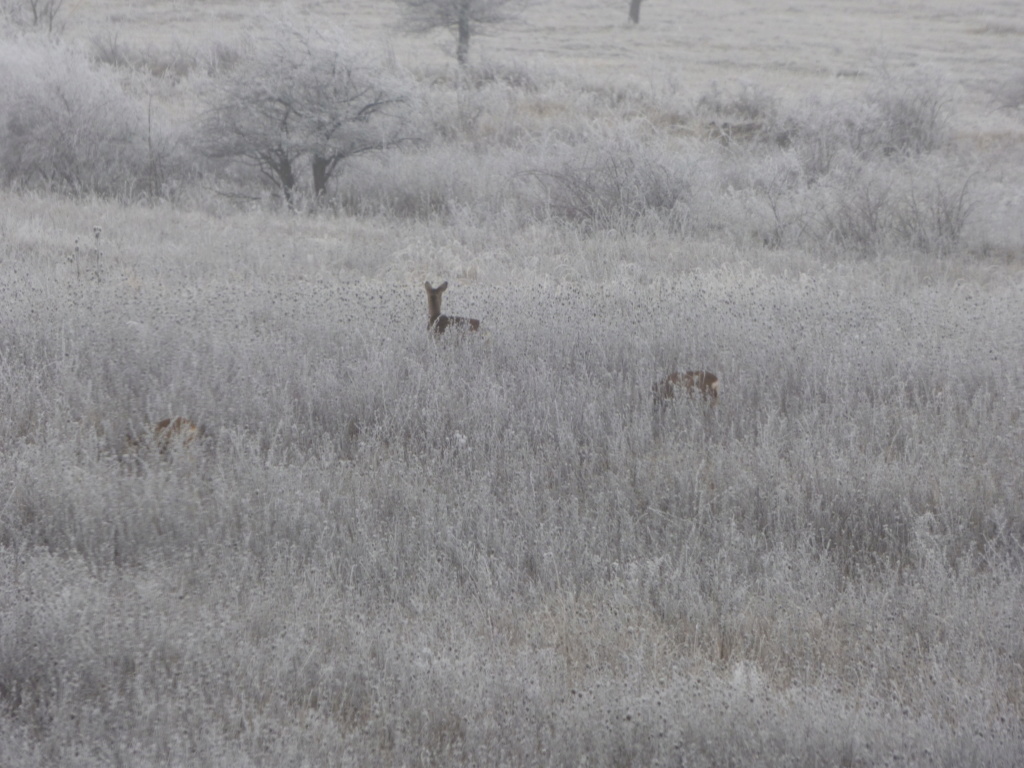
[125,417,206,457]
[425,281,480,334]
[153,417,205,452]
[653,371,720,403]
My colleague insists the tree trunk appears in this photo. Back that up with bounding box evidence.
[279,160,297,209]
[312,155,331,200]
[629,0,643,24]
[456,3,471,65]
[264,148,297,209]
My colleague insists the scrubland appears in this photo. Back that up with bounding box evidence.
[1,1,1023,765]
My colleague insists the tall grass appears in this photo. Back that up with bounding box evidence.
[0,196,1021,763]
[0,11,1022,764]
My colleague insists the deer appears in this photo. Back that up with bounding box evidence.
[652,371,720,403]
[125,416,206,457]
[153,417,206,452]
[425,281,480,334]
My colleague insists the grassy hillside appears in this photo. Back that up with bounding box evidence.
[1,1,1023,765]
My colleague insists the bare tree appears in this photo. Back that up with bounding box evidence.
[628,0,643,24]
[396,0,530,66]
[200,23,411,208]
[2,0,65,34]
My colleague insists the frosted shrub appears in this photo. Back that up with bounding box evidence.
[0,38,159,197]
[338,145,518,221]
[339,126,696,232]
[323,70,968,249]
[890,162,975,254]
[865,74,951,155]
[687,76,960,251]
[813,156,975,256]
[782,95,887,181]
[696,80,781,125]
[518,130,691,231]
[777,76,952,181]
[813,159,896,254]
[457,58,540,92]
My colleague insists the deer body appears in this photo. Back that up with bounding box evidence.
[126,416,205,456]
[425,281,480,334]
[153,417,205,452]
[653,371,719,402]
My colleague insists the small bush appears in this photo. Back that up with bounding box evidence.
[813,158,975,256]
[696,80,780,125]
[0,38,179,198]
[865,74,951,155]
[518,131,691,231]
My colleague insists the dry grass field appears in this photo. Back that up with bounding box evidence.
[1,1,1023,766]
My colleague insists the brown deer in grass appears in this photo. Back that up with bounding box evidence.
[153,417,205,452]
[125,417,206,457]
[425,281,480,334]
[652,371,720,403]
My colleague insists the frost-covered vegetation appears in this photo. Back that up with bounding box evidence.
[1,2,1023,766]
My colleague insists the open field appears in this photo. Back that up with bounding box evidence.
[1,1,1024,765]
[62,0,1024,94]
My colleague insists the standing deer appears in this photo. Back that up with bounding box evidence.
[653,371,720,403]
[425,281,480,334]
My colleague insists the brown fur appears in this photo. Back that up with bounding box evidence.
[153,417,205,452]
[425,281,480,334]
[126,417,205,455]
[653,371,719,402]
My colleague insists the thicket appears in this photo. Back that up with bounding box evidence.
[0,26,991,255]
[0,38,184,198]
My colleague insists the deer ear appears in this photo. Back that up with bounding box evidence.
[424,282,433,291]
[438,281,448,292]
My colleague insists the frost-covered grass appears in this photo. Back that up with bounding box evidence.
[1,0,1023,764]
[0,192,1022,765]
